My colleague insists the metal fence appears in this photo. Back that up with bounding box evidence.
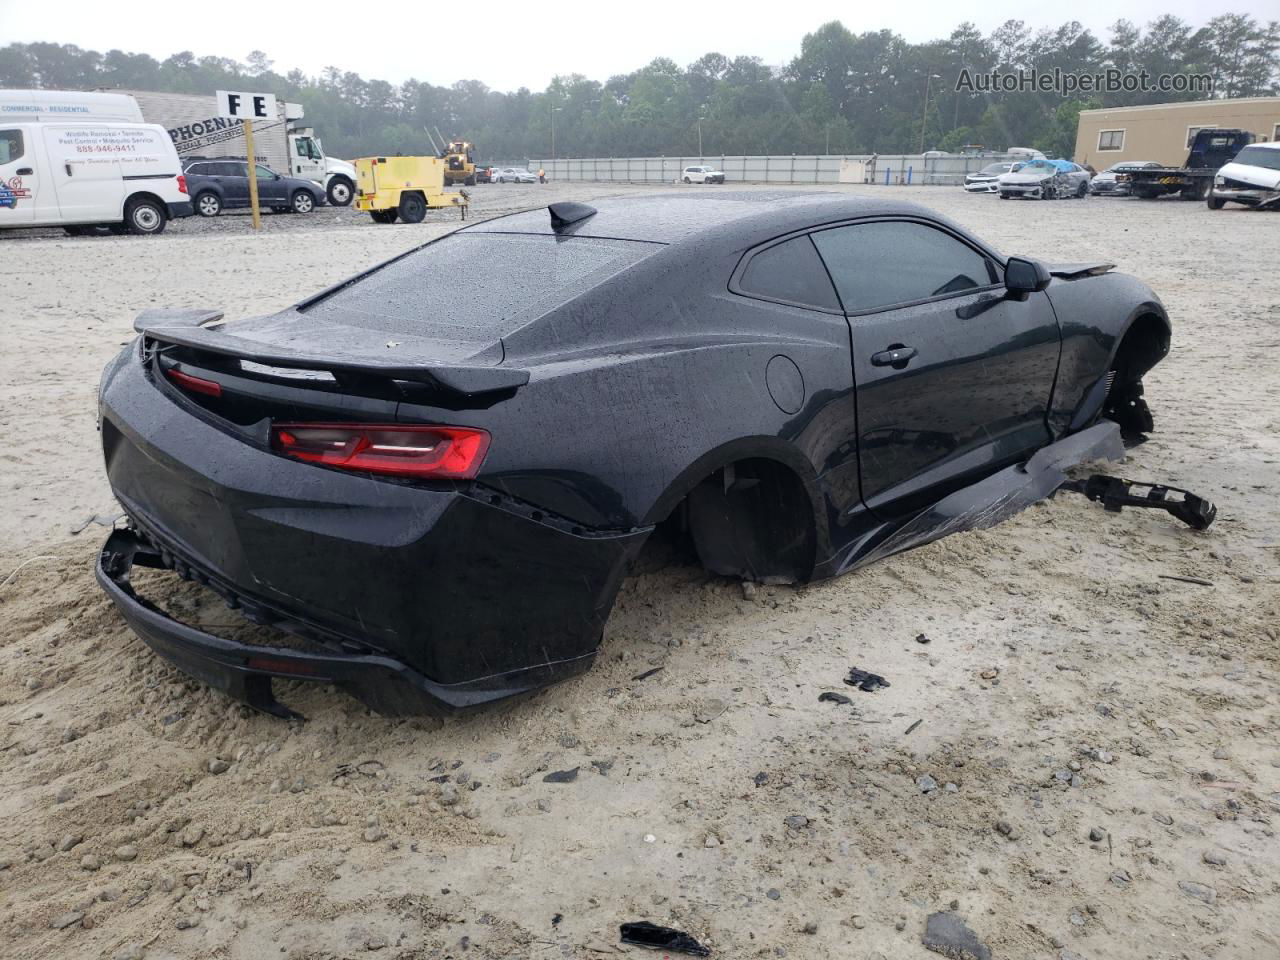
[529,153,1016,187]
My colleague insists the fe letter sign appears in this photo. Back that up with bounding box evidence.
[215,90,278,121]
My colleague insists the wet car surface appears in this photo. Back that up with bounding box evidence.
[96,192,1172,715]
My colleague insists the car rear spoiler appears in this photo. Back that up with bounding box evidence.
[1046,262,1115,281]
[133,308,530,396]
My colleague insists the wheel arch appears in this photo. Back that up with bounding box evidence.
[123,190,168,216]
[1109,304,1171,382]
[640,437,826,583]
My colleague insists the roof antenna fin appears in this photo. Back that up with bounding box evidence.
[548,202,597,232]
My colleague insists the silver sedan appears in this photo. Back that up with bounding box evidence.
[997,159,1092,200]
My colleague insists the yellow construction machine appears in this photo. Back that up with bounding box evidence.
[353,156,468,223]
[440,138,477,186]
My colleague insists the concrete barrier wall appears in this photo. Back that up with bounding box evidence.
[528,154,1017,186]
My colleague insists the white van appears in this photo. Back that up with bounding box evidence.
[1208,141,1280,210]
[1,90,193,235]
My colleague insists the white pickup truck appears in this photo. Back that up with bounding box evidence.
[126,90,357,206]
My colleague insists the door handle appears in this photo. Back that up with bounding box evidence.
[871,345,917,368]
[65,163,73,176]
[16,167,32,175]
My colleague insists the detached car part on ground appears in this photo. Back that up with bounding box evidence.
[998,159,1091,200]
[97,192,1191,717]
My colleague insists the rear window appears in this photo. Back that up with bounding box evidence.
[737,236,840,311]
[302,233,658,342]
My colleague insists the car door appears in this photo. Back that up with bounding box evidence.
[0,127,37,225]
[255,164,284,205]
[810,218,1061,517]
[289,134,324,181]
[218,162,249,207]
[41,125,124,223]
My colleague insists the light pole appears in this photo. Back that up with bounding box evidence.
[697,114,706,156]
[919,73,941,154]
[551,105,562,160]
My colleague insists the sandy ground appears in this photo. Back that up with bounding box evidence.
[0,184,1277,960]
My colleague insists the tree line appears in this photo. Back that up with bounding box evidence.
[1,15,1277,163]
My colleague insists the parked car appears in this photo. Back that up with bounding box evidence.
[0,89,192,236]
[474,166,494,183]
[1090,161,1161,196]
[998,158,1091,199]
[681,164,726,184]
[963,162,1021,193]
[1207,141,1280,209]
[97,193,1175,717]
[494,167,537,183]
[182,159,327,216]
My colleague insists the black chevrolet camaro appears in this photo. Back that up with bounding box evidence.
[97,192,1172,716]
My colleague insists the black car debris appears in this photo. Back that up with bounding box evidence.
[97,192,1181,717]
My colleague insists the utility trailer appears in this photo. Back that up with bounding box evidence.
[354,156,468,223]
[124,90,358,206]
[1119,128,1254,200]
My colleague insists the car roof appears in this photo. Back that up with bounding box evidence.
[464,191,954,245]
[1240,141,1280,150]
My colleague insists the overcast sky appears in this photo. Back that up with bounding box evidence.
[1,0,1270,91]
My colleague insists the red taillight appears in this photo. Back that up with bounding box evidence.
[270,423,490,479]
[166,368,222,398]
[177,174,188,195]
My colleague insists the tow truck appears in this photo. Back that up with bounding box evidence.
[1119,128,1254,200]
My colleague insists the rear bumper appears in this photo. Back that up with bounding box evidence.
[97,346,648,715]
[96,527,597,717]
[166,200,194,219]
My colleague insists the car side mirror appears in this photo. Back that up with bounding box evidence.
[1004,257,1051,298]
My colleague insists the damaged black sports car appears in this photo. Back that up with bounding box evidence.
[97,192,1177,717]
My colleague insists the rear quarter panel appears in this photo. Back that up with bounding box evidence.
[399,246,859,556]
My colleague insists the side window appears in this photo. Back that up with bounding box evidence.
[186,163,208,176]
[224,162,247,177]
[737,235,841,312]
[811,221,997,313]
[0,129,24,165]
[254,164,275,178]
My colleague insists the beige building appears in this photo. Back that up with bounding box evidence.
[1074,98,1280,168]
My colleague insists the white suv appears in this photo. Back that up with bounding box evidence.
[1208,142,1280,209]
[680,165,726,184]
